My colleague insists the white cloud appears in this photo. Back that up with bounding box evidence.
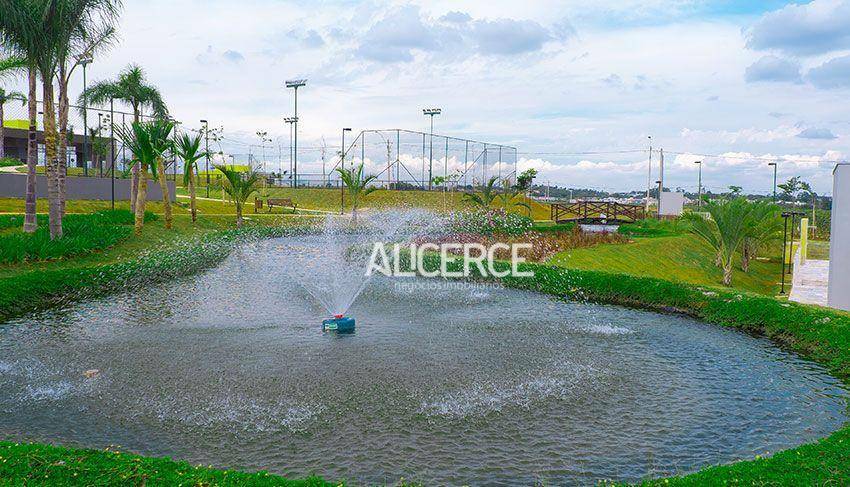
[746,0,850,56]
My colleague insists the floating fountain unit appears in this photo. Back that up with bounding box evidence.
[322,314,355,333]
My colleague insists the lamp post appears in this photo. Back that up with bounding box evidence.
[200,119,209,197]
[768,162,778,202]
[694,160,703,208]
[77,54,92,176]
[423,108,441,190]
[285,79,306,188]
[284,117,297,187]
[109,98,115,209]
[341,127,351,213]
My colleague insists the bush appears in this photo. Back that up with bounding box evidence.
[449,209,533,236]
[618,217,690,237]
[0,157,23,168]
[531,222,576,233]
[0,210,156,264]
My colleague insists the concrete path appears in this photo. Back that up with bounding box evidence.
[789,248,829,306]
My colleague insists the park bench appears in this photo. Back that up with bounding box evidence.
[266,198,297,213]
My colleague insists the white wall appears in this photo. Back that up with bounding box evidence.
[659,191,685,216]
[828,164,850,311]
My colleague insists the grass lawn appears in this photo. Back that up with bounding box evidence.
[548,234,782,295]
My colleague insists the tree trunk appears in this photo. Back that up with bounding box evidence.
[188,167,197,222]
[0,103,5,159]
[130,110,140,213]
[722,263,733,286]
[43,79,62,240]
[134,164,148,235]
[235,202,243,228]
[156,158,172,229]
[741,243,750,273]
[24,66,38,233]
[57,69,69,216]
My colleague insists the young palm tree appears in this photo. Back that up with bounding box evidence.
[685,197,756,286]
[740,200,782,272]
[216,165,260,228]
[80,63,167,211]
[174,133,207,223]
[116,119,173,234]
[498,178,532,216]
[336,162,379,221]
[462,175,500,209]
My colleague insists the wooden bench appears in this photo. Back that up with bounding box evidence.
[266,198,297,213]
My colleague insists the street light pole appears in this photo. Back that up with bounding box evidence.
[694,160,702,208]
[286,79,307,188]
[201,119,209,197]
[423,108,441,190]
[341,127,351,213]
[284,117,296,187]
[109,98,115,209]
[768,162,778,202]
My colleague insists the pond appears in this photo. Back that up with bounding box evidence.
[0,237,846,485]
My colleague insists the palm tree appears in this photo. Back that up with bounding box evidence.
[498,178,532,216]
[336,162,379,221]
[174,133,207,223]
[216,164,260,228]
[740,200,782,272]
[116,119,173,234]
[463,175,500,209]
[0,57,27,160]
[80,63,166,212]
[685,197,757,286]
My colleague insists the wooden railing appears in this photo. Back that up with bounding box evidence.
[551,201,645,223]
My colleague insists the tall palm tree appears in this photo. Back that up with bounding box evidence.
[116,119,173,234]
[336,162,378,221]
[685,197,757,286]
[216,164,260,228]
[0,56,28,161]
[0,3,45,234]
[462,175,500,209]
[80,63,166,212]
[174,132,207,223]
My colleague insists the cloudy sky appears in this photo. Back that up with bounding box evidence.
[13,0,850,194]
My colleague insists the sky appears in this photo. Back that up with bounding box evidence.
[6,0,850,194]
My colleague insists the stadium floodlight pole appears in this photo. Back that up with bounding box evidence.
[284,117,297,187]
[341,127,351,213]
[694,160,702,208]
[200,120,209,197]
[77,54,92,177]
[768,162,778,202]
[285,79,307,188]
[645,136,652,214]
[423,108,441,189]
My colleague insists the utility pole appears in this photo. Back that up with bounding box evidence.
[201,119,209,197]
[110,98,115,209]
[658,148,665,212]
[423,108,441,189]
[694,160,703,208]
[284,117,296,187]
[768,162,778,202]
[78,54,92,177]
[285,79,307,188]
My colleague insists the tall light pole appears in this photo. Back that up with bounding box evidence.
[200,119,209,197]
[768,162,778,202]
[694,160,703,208]
[341,127,351,212]
[645,135,653,213]
[77,54,92,177]
[284,117,296,187]
[285,79,306,188]
[423,108,441,189]
[109,98,115,209]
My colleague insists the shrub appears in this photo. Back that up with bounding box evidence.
[449,209,532,236]
[618,217,690,237]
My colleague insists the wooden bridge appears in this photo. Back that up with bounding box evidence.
[550,201,645,224]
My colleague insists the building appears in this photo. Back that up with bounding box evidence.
[1,120,113,168]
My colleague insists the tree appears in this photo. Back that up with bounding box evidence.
[778,176,802,203]
[499,178,532,216]
[740,200,782,272]
[216,164,260,228]
[174,132,207,223]
[116,119,173,234]
[516,168,537,192]
[462,175,500,209]
[685,197,758,286]
[336,162,378,221]
[0,57,27,159]
[799,180,817,227]
[80,63,166,212]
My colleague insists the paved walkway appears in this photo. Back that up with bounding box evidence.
[789,249,829,306]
